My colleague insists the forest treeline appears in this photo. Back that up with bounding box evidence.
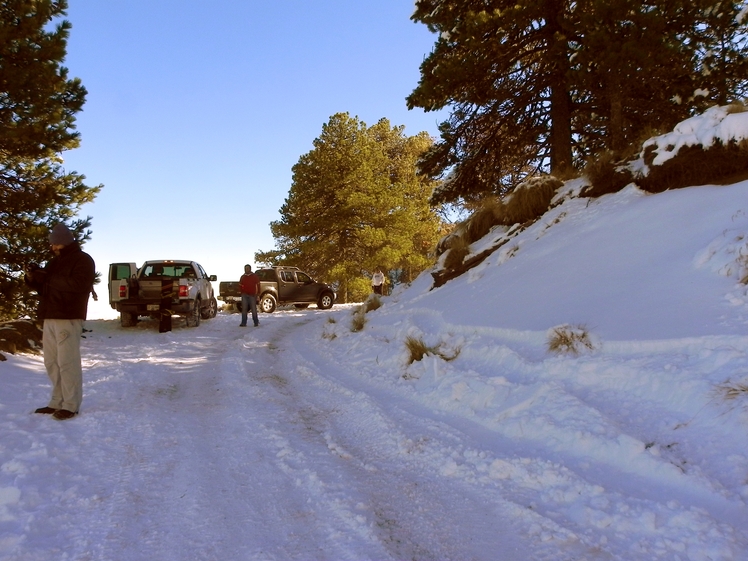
[257,0,748,300]
[3,1,747,317]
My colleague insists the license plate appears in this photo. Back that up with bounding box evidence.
[147,304,160,311]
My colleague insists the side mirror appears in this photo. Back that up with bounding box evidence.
[209,275,217,281]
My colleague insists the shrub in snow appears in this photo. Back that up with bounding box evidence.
[350,294,385,332]
[635,104,748,192]
[350,307,367,332]
[499,175,563,226]
[434,176,561,265]
[434,222,467,257]
[465,197,503,243]
[582,104,748,198]
[362,293,382,313]
[547,324,598,356]
[583,150,635,198]
[638,138,748,193]
[442,236,470,271]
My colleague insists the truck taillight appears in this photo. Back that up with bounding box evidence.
[119,285,127,298]
[179,285,189,298]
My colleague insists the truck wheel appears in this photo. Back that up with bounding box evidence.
[201,297,218,319]
[186,298,201,327]
[318,292,334,310]
[120,311,137,327]
[259,294,276,313]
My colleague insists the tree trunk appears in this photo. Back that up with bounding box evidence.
[545,0,573,175]
[608,72,624,153]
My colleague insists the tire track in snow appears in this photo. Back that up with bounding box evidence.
[272,317,613,561]
[60,314,395,560]
[257,317,589,561]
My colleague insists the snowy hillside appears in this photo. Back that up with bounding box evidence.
[2,109,748,560]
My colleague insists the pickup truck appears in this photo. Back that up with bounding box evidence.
[108,260,218,328]
[218,266,335,313]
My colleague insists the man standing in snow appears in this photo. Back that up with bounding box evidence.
[371,269,385,295]
[239,264,261,327]
[24,224,96,421]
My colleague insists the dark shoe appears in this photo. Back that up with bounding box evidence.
[34,406,58,414]
[239,323,247,327]
[52,409,78,421]
[254,323,259,327]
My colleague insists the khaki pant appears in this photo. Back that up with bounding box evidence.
[43,319,84,413]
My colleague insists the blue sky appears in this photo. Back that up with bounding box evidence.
[59,1,445,317]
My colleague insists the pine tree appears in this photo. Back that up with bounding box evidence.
[691,0,748,105]
[572,0,709,158]
[255,113,442,302]
[0,0,85,158]
[0,1,99,321]
[408,0,748,205]
[408,0,575,204]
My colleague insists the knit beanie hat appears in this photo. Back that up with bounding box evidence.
[49,224,75,246]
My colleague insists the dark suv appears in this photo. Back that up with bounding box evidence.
[256,267,336,313]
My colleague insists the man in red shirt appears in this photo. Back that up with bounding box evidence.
[239,264,261,327]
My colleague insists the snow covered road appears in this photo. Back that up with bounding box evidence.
[3,311,561,560]
[2,301,748,560]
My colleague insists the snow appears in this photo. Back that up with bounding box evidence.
[3,109,748,560]
[639,105,748,168]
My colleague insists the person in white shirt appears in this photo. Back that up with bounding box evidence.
[371,269,385,295]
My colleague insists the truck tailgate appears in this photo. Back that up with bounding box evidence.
[219,281,241,298]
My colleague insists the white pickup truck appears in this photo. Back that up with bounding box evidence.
[108,260,218,328]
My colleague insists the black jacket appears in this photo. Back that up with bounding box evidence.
[26,243,96,320]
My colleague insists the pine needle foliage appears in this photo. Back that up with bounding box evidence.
[0,0,86,159]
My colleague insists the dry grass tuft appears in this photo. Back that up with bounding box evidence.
[715,381,748,400]
[547,324,597,356]
[405,335,462,365]
[465,197,503,243]
[498,176,563,226]
[322,317,338,340]
[405,336,431,364]
[442,236,470,271]
[725,101,747,114]
[350,308,366,332]
[363,293,382,313]
[351,294,385,332]
[582,151,634,198]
